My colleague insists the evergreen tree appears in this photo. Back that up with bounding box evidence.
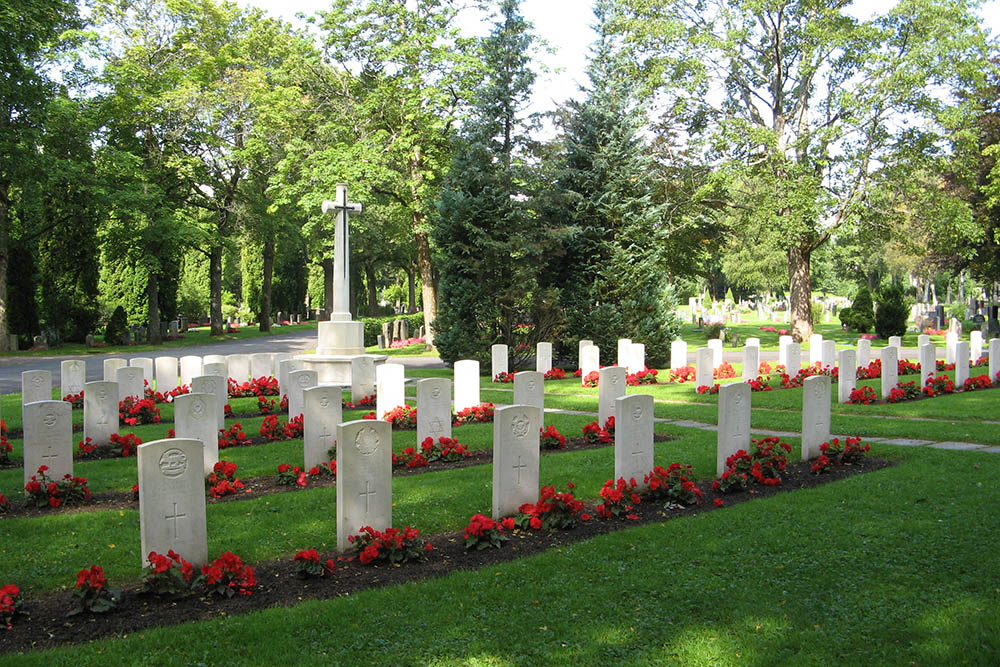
[541,0,678,367]
[433,0,558,366]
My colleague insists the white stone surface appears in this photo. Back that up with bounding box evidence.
[888,336,902,350]
[617,339,632,368]
[809,334,823,366]
[857,339,871,369]
[742,345,759,383]
[103,358,126,382]
[304,385,342,469]
[786,343,802,376]
[971,330,983,363]
[838,349,857,404]
[453,359,480,413]
[745,337,760,348]
[955,341,970,388]
[578,339,593,368]
[598,366,627,429]
[695,347,713,389]
[821,341,836,369]
[513,371,544,415]
[21,370,51,404]
[138,438,208,567]
[778,335,793,368]
[116,365,144,403]
[173,393,219,475]
[250,353,273,379]
[917,334,930,348]
[919,344,936,389]
[945,332,957,365]
[580,345,600,384]
[351,356,376,403]
[536,342,553,374]
[416,377,452,446]
[990,338,1000,382]
[670,340,688,370]
[203,354,227,368]
[628,343,645,374]
[880,346,898,400]
[277,358,303,398]
[130,358,153,388]
[614,394,654,489]
[191,375,227,431]
[60,360,86,397]
[155,356,179,393]
[22,400,72,494]
[491,344,509,378]
[287,370,319,419]
[227,354,251,383]
[708,339,723,369]
[202,362,227,378]
[717,383,751,476]
[84,380,117,445]
[376,363,406,420]
[180,356,203,387]
[801,375,831,460]
[337,419,392,551]
[492,405,541,519]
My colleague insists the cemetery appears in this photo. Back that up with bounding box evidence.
[5,0,1000,663]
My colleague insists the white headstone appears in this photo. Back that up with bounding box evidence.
[598,366,627,428]
[919,344,936,389]
[103,358,126,382]
[917,334,930,349]
[629,343,645,374]
[337,419,392,551]
[578,339,593,367]
[21,370,52,405]
[778,335,792,368]
[304,385,342,469]
[116,365,144,403]
[491,344,509,378]
[287,370,318,419]
[786,342,802,376]
[955,341,970,388]
[272,353,292,375]
[202,362,227,378]
[83,380,117,445]
[277,358,303,398]
[880,346,898,400]
[492,405,541,519]
[707,338,723,369]
[801,375,831,460]
[453,359,480,413]
[130,357,153,387]
[536,342,553,374]
[695,347,713,389]
[614,394,654,489]
[155,356,179,394]
[60,360,86,397]
[179,356,203,387]
[513,371,544,414]
[717,383,751,476]
[191,375,227,431]
[857,338,871,368]
[414,377,451,447]
[580,345,600,384]
[617,339,632,368]
[745,337,760,348]
[138,438,208,567]
[173,393,219,475]
[809,334,823,366]
[887,336,902,351]
[670,340,688,370]
[971,330,983,363]
[990,338,1000,382]
[376,363,406,420]
[945,332,957,365]
[22,400,72,493]
[351,356,376,403]
[250,353,273,379]
[741,345,759,383]
[838,349,857,404]
[203,354,227,368]
[821,340,836,370]
[227,354,251,384]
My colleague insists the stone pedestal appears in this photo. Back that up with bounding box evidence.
[296,314,385,384]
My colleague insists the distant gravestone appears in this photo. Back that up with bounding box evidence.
[708,339,723,369]
[578,339,593,367]
[838,349,857,404]
[116,365,144,403]
[955,341,970,388]
[351,356,376,403]
[381,321,391,344]
[580,345,600,384]
[179,356,203,387]
[491,344,509,378]
[628,343,645,374]
[971,330,983,363]
[989,338,1000,380]
[945,332,958,365]
[287,370,318,419]
[392,319,402,341]
[695,347,713,389]
[857,339,872,369]
[84,380,118,445]
[801,375,831,460]
[535,342,553,374]
[304,385,342,469]
[22,400,72,493]
[103,358,127,382]
[377,335,385,349]
[250,353,273,379]
[272,353,292,376]
[917,333,931,349]
[416,378,452,446]
[168,320,179,336]
[741,344,759,383]
[821,341,836,370]
[778,335,793,368]
[717,383,751,476]
[191,375,226,431]
[277,358,303,398]
[513,371,544,415]
[21,370,52,405]
[227,354,251,384]
[138,438,208,568]
[809,334,823,366]
[786,342,802,376]
[400,319,409,340]
[453,359,480,413]
[888,336,902,351]
[614,394,654,490]
[617,339,633,368]
[670,340,688,370]
[202,362,227,378]
[376,363,406,420]
[130,358,154,388]
[492,405,541,519]
[919,344,936,388]
[60,360,86,397]
[155,356,179,394]
[745,337,760,348]
[203,354,227,369]
[337,419,392,551]
[174,393,219,475]
[598,366,627,428]
[880,346,898,400]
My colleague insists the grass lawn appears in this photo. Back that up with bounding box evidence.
[1,363,999,664]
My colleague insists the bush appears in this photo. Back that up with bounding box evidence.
[874,284,909,339]
[704,323,724,340]
[103,306,129,346]
[842,286,874,333]
[838,306,853,328]
[360,312,424,347]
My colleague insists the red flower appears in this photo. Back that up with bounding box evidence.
[713,498,724,507]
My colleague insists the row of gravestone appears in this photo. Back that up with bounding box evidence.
[490,339,648,380]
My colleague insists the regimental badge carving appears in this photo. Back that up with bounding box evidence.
[31,376,42,387]
[319,394,330,409]
[299,374,311,386]
[611,374,618,385]
[431,386,441,400]
[527,380,536,392]
[159,448,188,478]
[191,399,205,420]
[43,412,57,428]
[356,427,380,455]
[511,413,530,439]
[632,403,642,421]
[734,391,743,408]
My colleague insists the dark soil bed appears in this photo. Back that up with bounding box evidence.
[0,455,893,655]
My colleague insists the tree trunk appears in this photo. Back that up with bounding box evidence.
[364,262,378,316]
[322,257,334,317]
[788,243,812,342]
[209,244,224,335]
[259,237,274,332]
[0,185,9,351]
[407,265,417,313]
[414,225,436,343]
[147,269,162,344]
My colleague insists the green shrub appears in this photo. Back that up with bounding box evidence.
[704,323,724,341]
[360,313,425,347]
[874,285,909,339]
[104,306,129,346]
[844,286,874,333]
[838,306,853,328]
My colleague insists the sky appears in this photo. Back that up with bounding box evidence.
[234,0,1000,118]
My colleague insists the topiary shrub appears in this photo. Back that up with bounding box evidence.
[104,306,129,346]
[845,286,874,333]
[874,285,909,339]
[838,306,853,329]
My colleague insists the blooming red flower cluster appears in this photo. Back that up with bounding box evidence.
[0,493,8,513]
[453,403,495,426]
[349,525,430,564]
[383,404,418,429]
[259,414,286,441]
[24,465,90,508]
[202,551,256,597]
[283,414,304,439]
[392,447,428,468]
[227,376,279,399]
[644,463,703,505]
[668,365,697,383]
[493,371,514,383]
[76,565,106,592]
[515,482,588,530]
[888,381,920,403]
[582,416,615,445]
[713,362,736,380]
[747,376,772,392]
[0,434,9,464]
[627,367,659,386]
[923,374,955,397]
[68,564,120,615]
[544,367,566,381]
[716,437,791,490]
[420,436,472,462]
[582,370,600,387]
[1,584,20,629]
[898,359,920,376]
[218,423,248,449]
[780,362,839,389]
[62,391,84,409]
[293,548,335,578]
[595,477,641,520]
[141,550,197,595]
[539,424,566,450]
[277,463,310,486]
[848,386,877,404]
[817,436,870,468]
[757,361,773,376]
[935,360,956,372]
[963,374,992,391]
[464,513,510,550]
[857,359,882,380]
[145,382,190,404]
[343,393,376,409]
[206,460,245,498]
[696,383,720,394]
[119,396,161,426]
[257,396,278,415]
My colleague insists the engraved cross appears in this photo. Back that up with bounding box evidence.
[360,479,376,513]
[165,502,186,539]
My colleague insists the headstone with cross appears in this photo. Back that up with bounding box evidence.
[174,393,219,475]
[513,371,544,415]
[857,338,872,369]
[287,369,318,420]
[22,400,72,494]
[416,377,452,447]
[337,419,391,551]
[322,183,363,319]
[598,366,627,429]
[84,380,118,446]
[277,358,303,399]
[60,359,86,396]
[304,385,342,469]
[492,405,541,519]
[801,375,831,460]
[717,382,751,476]
[21,370,52,405]
[192,375,227,431]
[351,355,376,403]
[138,437,208,567]
[615,394,654,490]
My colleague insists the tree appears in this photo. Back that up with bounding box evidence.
[616,0,989,341]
